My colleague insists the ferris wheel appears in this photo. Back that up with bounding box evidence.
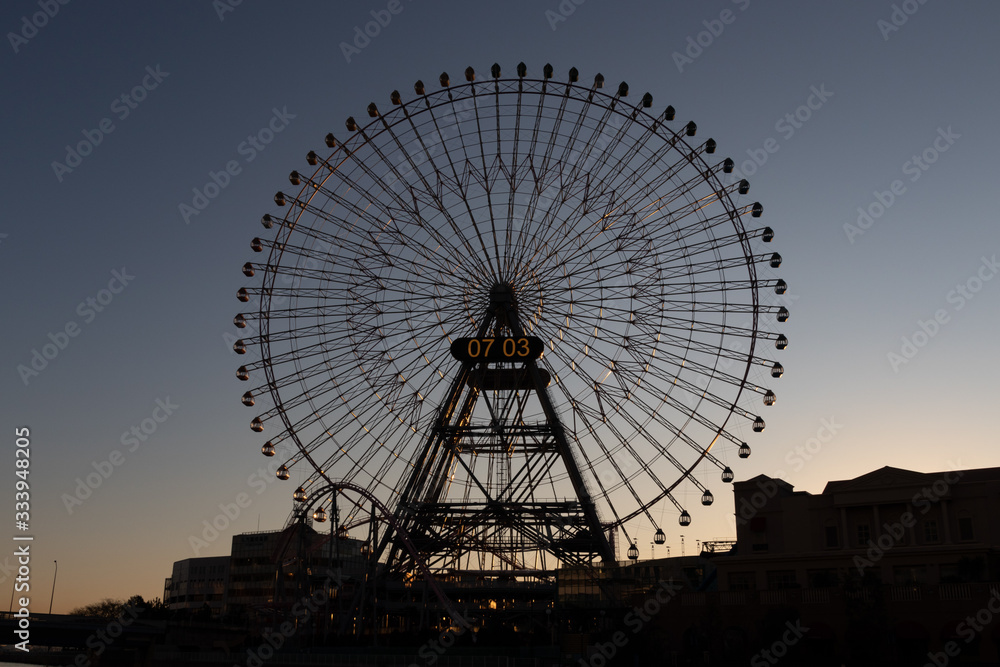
[234,63,786,574]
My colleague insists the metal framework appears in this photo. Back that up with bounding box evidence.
[234,62,786,581]
[380,282,615,575]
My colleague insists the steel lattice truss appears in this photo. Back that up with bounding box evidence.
[234,63,787,575]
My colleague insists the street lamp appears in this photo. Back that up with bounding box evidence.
[48,561,57,614]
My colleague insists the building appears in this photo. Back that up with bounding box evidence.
[710,465,1000,664]
[158,465,1000,663]
[720,465,996,591]
[554,465,1000,665]
[164,519,368,629]
[224,522,365,618]
[163,556,230,616]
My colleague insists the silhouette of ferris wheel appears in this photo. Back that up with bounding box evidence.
[234,62,787,573]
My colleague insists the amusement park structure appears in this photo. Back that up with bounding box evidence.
[233,62,786,639]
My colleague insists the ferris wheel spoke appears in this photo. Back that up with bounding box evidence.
[559,403,633,528]
[558,92,626,192]
[410,90,500,277]
[592,403,684,515]
[515,74,552,227]
[364,120,499,282]
[600,123,701,209]
[533,72,576,179]
[543,320,752,457]
[505,103,619,270]
[321,123,494,281]
[618,373,740,466]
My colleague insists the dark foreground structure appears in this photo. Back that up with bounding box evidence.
[7,464,999,665]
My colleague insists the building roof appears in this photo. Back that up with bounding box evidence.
[822,465,1000,495]
[736,474,795,494]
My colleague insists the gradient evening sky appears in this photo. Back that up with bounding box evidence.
[2,1,998,613]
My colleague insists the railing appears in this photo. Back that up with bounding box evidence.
[680,592,706,606]
[152,649,537,666]
[938,582,972,600]
[889,585,922,602]
[701,539,738,553]
[437,579,555,590]
[844,588,872,602]
[720,591,747,606]
[554,582,1000,610]
[801,589,831,604]
[759,590,790,605]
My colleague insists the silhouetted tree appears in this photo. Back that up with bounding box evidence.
[70,597,127,619]
[70,594,168,619]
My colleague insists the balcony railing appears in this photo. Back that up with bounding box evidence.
[680,592,706,606]
[801,589,831,604]
[938,583,972,600]
[759,590,791,605]
[889,585,922,602]
[720,591,747,606]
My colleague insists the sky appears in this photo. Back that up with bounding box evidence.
[1,0,998,614]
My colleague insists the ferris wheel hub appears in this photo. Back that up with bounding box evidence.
[489,281,517,307]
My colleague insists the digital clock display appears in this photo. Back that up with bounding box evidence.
[450,336,544,362]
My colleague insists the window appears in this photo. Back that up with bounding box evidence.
[942,557,985,583]
[856,524,871,546]
[923,520,939,543]
[766,569,798,590]
[807,568,838,588]
[825,524,839,548]
[958,516,975,541]
[728,571,755,591]
[893,565,927,585]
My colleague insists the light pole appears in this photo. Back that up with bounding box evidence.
[48,561,57,614]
